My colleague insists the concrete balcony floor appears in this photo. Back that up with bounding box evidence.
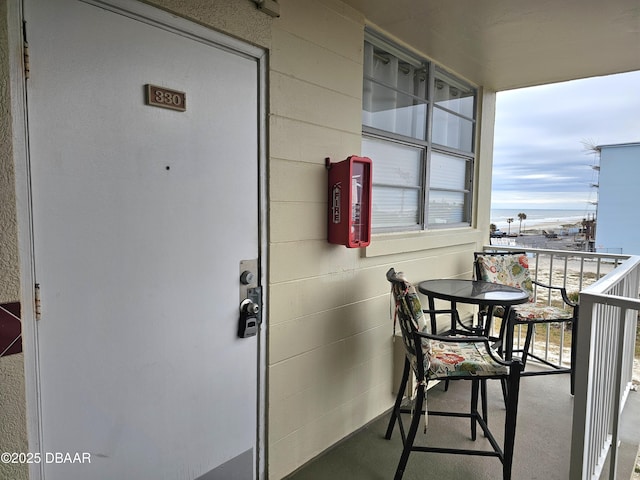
[285,367,640,480]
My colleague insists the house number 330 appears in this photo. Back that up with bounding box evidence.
[145,84,187,112]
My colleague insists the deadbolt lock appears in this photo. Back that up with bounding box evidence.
[238,287,262,339]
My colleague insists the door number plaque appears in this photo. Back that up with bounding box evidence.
[145,84,186,112]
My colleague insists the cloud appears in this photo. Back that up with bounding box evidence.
[491,190,596,209]
[492,70,640,210]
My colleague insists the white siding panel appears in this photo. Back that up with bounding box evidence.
[270,159,327,203]
[270,240,360,283]
[266,1,489,478]
[269,116,361,165]
[271,71,362,134]
[269,296,389,364]
[271,28,362,99]
[269,349,394,445]
[268,252,475,326]
[268,272,381,327]
[270,202,327,243]
[269,378,392,480]
[276,0,363,63]
[269,327,392,405]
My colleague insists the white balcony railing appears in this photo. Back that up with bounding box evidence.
[569,255,640,480]
[481,245,639,480]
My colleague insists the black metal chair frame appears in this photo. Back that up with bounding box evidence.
[473,251,579,394]
[385,268,523,480]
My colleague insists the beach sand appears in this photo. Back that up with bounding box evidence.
[491,231,592,253]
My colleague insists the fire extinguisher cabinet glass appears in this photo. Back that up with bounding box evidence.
[328,156,372,248]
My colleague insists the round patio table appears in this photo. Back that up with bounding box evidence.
[417,279,529,340]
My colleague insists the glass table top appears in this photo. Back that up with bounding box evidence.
[417,279,529,305]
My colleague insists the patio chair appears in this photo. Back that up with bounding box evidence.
[385,268,523,480]
[474,251,578,394]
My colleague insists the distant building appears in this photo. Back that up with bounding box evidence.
[595,142,640,255]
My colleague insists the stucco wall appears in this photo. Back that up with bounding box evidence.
[0,2,29,480]
[0,355,28,480]
[0,0,20,303]
[1,1,496,479]
[146,0,272,50]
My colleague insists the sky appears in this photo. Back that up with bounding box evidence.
[491,69,640,212]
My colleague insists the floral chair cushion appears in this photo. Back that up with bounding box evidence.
[393,283,432,373]
[476,253,534,299]
[511,303,574,321]
[476,253,574,322]
[426,339,508,378]
[392,274,507,380]
[399,285,429,332]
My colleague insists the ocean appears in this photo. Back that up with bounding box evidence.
[490,208,596,232]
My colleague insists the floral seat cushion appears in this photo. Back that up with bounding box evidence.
[425,338,508,378]
[511,303,574,321]
[396,280,507,379]
[476,253,575,322]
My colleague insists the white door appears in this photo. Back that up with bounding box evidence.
[24,0,263,478]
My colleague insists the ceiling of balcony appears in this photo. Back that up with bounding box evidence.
[342,0,640,91]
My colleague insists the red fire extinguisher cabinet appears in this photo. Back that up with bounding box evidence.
[327,156,372,248]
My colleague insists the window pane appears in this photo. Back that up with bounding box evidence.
[363,79,427,140]
[372,186,420,228]
[432,107,474,152]
[428,191,467,226]
[430,152,468,190]
[434,74,475,118]
[364,42,427,98]
[362,136,422,187]
[362,136,424,230]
